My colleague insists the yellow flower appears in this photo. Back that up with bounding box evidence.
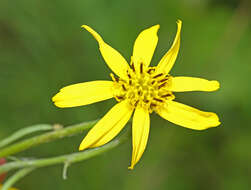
[52,20,220,169]
[0,184,18,190]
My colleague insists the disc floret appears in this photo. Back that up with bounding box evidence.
[111,62,175,112]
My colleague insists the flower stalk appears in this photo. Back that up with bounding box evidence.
[0,132,128,175]
[0,120,97,158]
[0,124,53,149]
[0,120,129,188]
[1,167,35,190]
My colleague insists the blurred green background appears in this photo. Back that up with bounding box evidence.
[0,0,251,189]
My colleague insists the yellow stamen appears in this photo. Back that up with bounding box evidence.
[111,62,175,112]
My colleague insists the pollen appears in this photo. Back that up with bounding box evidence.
[111,62,175,112]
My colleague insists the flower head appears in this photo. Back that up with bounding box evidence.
[52,20,220,169]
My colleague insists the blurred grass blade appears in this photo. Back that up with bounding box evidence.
[0,124,53,149]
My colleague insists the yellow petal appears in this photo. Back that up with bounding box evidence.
[82,25,129,79]
[52,81,114,108]
[156,20,182,74]
[157,100,220,130]
[170,77,220,92]
[132,25,160,70]
[79,101,133,150]
[129,106,150,170]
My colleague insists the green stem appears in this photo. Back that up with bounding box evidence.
[0,124,53,149]
[0,120,97,158]
[1,167,35,190]
[0,134,128,174]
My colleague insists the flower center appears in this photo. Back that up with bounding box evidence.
[111,62,175,112]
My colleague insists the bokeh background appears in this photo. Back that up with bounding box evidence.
[0,0,251,189]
